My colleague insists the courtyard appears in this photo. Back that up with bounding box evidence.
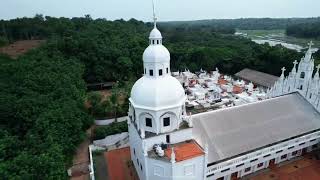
[247,152,320,180]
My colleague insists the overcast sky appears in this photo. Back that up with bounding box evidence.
[1,0,319,21]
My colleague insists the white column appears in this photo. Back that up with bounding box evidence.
[224,174,231,180]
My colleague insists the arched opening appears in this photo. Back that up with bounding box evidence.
[163,117,170,127]
[133,107,136,122]
[300,85,303,90]
[300,72,305,79]
[146,117,152,127]
[139,112,156,133]
[160,112,177,133]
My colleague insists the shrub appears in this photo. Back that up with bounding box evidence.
[93,121,128,140]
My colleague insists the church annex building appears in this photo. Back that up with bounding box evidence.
[126,12,320,180]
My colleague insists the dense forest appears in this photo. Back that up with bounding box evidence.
[0,15,309,83]
[286,22,320,39]
[0,51,93,178]
[0,15,319,178]
[164,17,320,30]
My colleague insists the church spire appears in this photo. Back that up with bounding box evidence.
[152,0,157,28]
[303,41,315,62]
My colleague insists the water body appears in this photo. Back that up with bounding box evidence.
[235,30,319,52]
[252,39,304,52]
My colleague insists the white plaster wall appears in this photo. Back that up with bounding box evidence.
[146,155,205,180]
[129,123,146,180]
[172,156,205,180]
[147,158,172,180]
[143,128,193,151]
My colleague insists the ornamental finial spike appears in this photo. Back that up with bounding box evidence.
[170,147,176,163]
[152,0,157,28]
[280,67,286,79]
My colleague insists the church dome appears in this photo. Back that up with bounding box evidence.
[143,45,170,63]
[130,76,186,109]
[149,27,162,39]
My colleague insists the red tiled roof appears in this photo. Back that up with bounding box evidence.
[233,85,243,94]
[164,140,204,162]
[218,79,228,85]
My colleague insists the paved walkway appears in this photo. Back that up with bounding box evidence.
[248,154,320,180]
[70,127,94,180]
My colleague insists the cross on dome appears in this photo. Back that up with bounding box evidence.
[293,60,298,66]
[281,67,286,74]
[308,41,314,49]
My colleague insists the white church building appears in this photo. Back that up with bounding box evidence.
[127,8,320,180]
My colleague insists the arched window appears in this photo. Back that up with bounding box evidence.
[159,69,163,76]
[300,72,305,79]
[300,85,303,90]
[133,108,136,122]
[163,117,170,127]
[146,118,152,127]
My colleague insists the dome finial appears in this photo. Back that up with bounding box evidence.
[152,0,157,28]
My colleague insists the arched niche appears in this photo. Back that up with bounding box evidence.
[159,111,178,133]
[139,112,156,133]
[300,72,305,79]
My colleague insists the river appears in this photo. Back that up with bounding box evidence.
[235,30,319,52]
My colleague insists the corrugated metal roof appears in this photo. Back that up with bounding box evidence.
[235,68,278,88]
[192,93,320,164]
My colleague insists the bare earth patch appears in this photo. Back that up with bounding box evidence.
[0,40,45,58]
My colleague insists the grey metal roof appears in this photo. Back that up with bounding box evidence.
[235,68,278,88]
[192,93,320,164]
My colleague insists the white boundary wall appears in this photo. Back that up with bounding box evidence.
[88,145,95,180]
[95,116,128,126]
